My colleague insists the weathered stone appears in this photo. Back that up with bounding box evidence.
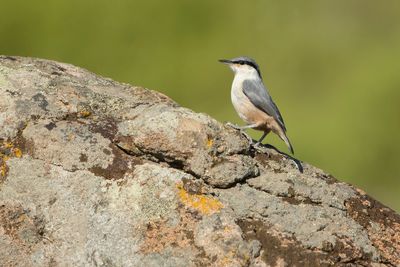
[0,56,399,267]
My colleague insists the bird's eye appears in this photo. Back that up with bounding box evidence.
[238,61,244,65]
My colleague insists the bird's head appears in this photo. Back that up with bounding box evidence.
[219,56,262,79]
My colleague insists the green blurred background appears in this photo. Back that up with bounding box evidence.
[1,0,399,211]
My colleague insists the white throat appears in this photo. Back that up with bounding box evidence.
[231,65,261,83]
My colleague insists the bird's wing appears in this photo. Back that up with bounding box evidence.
[242,79,287,132]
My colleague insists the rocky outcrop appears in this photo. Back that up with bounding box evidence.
[0,56,399,267]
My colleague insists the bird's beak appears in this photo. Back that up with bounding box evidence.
[219,59,232,64]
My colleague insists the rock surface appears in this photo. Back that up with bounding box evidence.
[0,56,399,267]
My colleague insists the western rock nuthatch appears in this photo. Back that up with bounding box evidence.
[220,56,294,154]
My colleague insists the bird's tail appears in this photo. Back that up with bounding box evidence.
[279,132,294,154]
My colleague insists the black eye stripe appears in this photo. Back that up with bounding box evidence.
[248,62,256,68]
[234,60,258,70]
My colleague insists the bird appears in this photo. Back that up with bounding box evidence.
[219,56,294,154]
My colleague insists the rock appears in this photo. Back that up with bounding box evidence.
[0,55,399,267]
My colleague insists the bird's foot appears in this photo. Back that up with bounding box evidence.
[225,122,254,145]
[225,122,241,130]
[241,131,254,145]
[252,142,269,155]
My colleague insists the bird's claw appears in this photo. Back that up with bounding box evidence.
[252,142,269,155]
[225,122,255,145]
[225,122,241,130]
[240,130,254,145]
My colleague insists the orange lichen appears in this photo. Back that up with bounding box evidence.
[13,148,22,158]
[0,141,23,180]
[79,109,91,117]
[4,142,13,149]
[177,182,223,215]
[206,139,213,149]
[0,161,7,177]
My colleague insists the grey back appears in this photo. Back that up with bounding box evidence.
[242,79,286,132]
